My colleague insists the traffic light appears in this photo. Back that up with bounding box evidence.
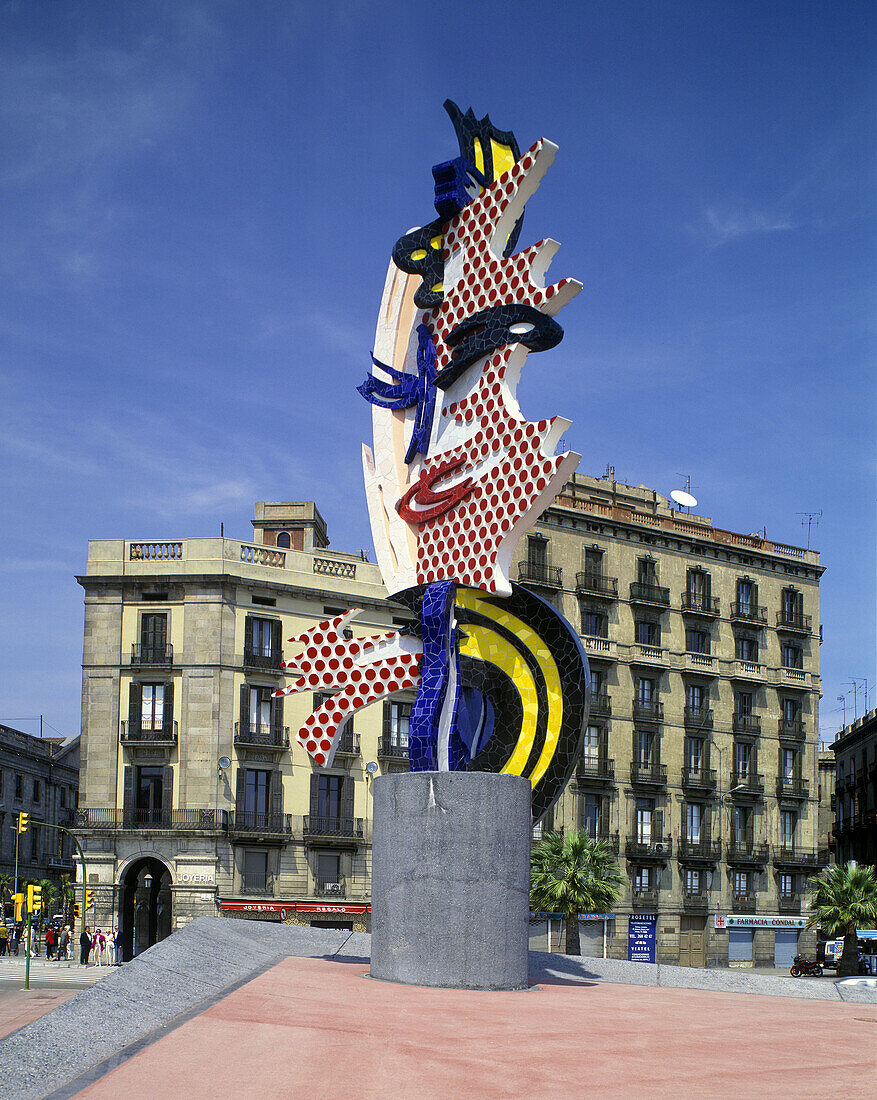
[85,890,94,910]
[13,893,24,922]
[27,884,42,913]
[74,903,81,919]
[17,812,29,833]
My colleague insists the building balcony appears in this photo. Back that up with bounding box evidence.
[595,831,620,854]
[120,720,178,745]
[730,603,767,625]
[71,807,228,832]
[48,854,75,871]
[629,582,670,608]
[733,660,765,682]
[683,891,709,911]
[779,667,809,687]
[684,706,713,731]
[577,757,615,784]
[626,836,671,861]
[732,713,761,736]
[302,816,366,843]
[732,892,757,913]
[377,735,409,760]
[589,692,612,718]
[776,776,809,801]
[242,646,284,672]
[241,873,275,896]
[518,561,562,588]
[773,846,821,870]
[334,731,360,758]
[632,700,663,725]
[228,811,294,838]
[314,878,347,898]
[582,637,617,661]
[631,888,660,910]
[778,719,806,742]
[776,611,812,635]
[678,837,721,863]
[130,643,173,668]
[680,594,719,617]
[234,723,290,750]
[632,645,667,666]
[681,767,717,793]
[684,653,717,675]
[630,762,667,788]
[575,572,618,599]
[778,894,802,914]
[729,771,764,799]
[727,841,769,866]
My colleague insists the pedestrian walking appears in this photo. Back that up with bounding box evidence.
[112,926,123,965]
[92,928,106,966]
[0,922,7,957]
[59,925,70,961]
[11,924,21,957]
[45,924,55,960]
[79,925,91,966]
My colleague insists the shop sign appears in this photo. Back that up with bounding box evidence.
[628,914,657,962]
[177,873,215,885]
[725,915,806,930]
[296,904,370,914]
[530,913,615,920]
[220,901,288,914]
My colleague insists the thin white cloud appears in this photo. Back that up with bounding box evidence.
[699,207,797,246]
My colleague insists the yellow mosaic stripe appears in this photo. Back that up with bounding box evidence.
[456,588,563,786]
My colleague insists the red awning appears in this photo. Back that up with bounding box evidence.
[219,901,371,915]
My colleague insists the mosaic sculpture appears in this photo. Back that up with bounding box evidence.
[276,102,589,821]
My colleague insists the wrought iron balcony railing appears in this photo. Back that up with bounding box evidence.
[243,646,283,671]
[377,735,408,759]
[130,643,173,666]
[776,611,812,634]
[228,811,294,835]
[681,766,717,792]
[778,718,805,741]
[683,891,709,910]
[71,807,228,831]
[727,841,769,865]
[302,816,365,840]
[630,762,667,786]
[234,722,290,748]
[730,602,767,624]
[633,699,663,724]
[334,731,360,756]
[684,706,713,730]
[518,561,563,587]
[625,836,671,860]
[314,879,347,898]
[776,776,809,801]
[778,894,802,913]
[589,692,612,718]
[732,892,757,912]
[629,582,670,607]
[729,770,764,797]
[241,873,274,895]
[772,846,820,869]
[680,594,719,616]
[575,572,618,598]
[678,837,722,862]
[121,720,178,744]
[631,888,659,909]
[732,713,761,735]
[577,757,615,783]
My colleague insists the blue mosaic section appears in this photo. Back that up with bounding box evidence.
[408,580,461,771]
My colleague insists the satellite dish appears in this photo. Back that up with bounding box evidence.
[365,761,379,775]
[218,756,232,771]
[671,489,698,509]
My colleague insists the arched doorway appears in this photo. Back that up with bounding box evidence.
[119,857,173,961]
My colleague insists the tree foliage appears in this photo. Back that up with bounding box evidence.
[807,862,877,978]
[530,830,624,955]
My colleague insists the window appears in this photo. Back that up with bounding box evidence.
[637,558,657,585]
[635,620,659,646]
[733,871,750,896]
[141,684,165,731]
[589,670,604,696]
[136,766,164,825]
[276,532,291,549]
[781,588,802,622]
[245,617,281,668]
[782,698,801,724]
[779,873,795,899]
[384,701,411,749]
[782,643,802,670]
[527,537,547,570]
[581,793,600,838]
[686,684,705,711]
[735,635,758,661]
[249,618,274,658]
[781,748,796,781]
[635,798,653,844]
[317,775,343,822]
[685,803,702,844]
[251,594,276,607]
[32,779,40,803]
[243,850,269,892]
[634,867,652,892]
[734,742,752,779]
[15,774,22,800]
[583,726,600,763]
[635,677,655,704]
[247,686,273,736]
[581,609,607,638]
[59,787,66,808]
[685,737,704,772]
[140,612,168,660]
[583,547,603,578]
[736,579,754,613]
[780,810,795,847]
[685,869,702,894]
[686,628,709,654]
[636,730,654,767]
[735,691,753,717]
[244,769,270,823]
[733,806,752,845]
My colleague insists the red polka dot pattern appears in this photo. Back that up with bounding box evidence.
[273,614,421,767]
[405,140,577,594]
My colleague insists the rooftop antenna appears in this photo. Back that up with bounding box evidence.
[797,510,821,549]
[837,695,846,727]
[670,473,698,513]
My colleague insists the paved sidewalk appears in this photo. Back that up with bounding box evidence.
[0,990,78,1041]
[0,959,114,990]
[74,956,876,1100]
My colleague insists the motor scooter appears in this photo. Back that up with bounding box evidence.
[790,953,823,977]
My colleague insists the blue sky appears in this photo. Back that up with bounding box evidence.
[1,0,873,744]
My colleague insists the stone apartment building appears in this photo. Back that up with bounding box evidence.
[75,476,825,966]
[0,725,79,902]
[831,708,877,867]
[521,471,825,967]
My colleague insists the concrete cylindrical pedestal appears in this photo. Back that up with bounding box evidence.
[370,771,531,990]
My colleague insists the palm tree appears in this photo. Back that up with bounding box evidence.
[0,873,12,919]
[39,879,57,921]
[807,862,877,978]
[59,874,74,925]
[531,830,624,955]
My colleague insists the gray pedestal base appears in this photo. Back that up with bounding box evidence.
[370,771,531,990]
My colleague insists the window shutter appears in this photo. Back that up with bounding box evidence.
[162,766,173,824]
[309,773,319,819]
[599,798,609,838]
[128,683,141,735]
[342,775,355,822]
[163,681,174,736]
[270,619,282,661]
[240,684,250,734]
[271,769,283,820]
[654,809,663,842]
[271,693,284,741]
[382,701,391,738]
[752,583,759,606]
[123,766,134,824]
[235,768,245,816]
[244,615,254,654]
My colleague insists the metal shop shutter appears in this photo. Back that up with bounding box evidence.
[528,920,549,952]
[774,930,799,969]
[728,928,753,962]
[578,919,604,958]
